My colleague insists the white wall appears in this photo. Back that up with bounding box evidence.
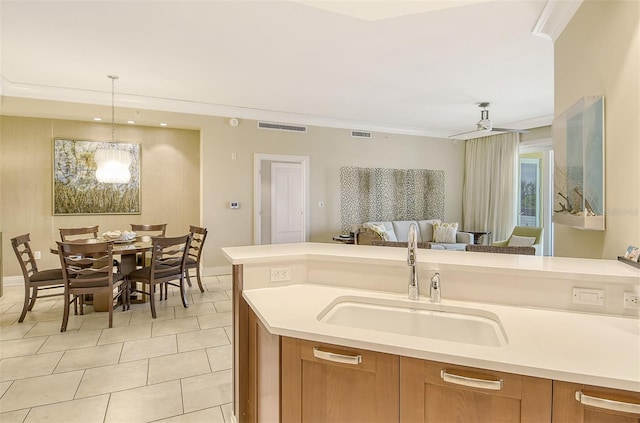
[554,0,640,258]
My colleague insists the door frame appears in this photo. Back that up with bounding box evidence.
[253,153,310,245]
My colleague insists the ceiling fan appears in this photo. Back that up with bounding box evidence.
[449,102,529,140]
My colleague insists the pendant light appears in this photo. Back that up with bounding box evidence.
[94,75,133,184]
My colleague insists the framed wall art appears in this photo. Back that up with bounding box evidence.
[552,96,605,230]
[53,138,141,215]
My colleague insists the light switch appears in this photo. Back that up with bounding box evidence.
[572,288,604,305]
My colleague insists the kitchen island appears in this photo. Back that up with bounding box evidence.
[222,242,640,423]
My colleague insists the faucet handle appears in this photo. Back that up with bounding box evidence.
[431,272,440,287]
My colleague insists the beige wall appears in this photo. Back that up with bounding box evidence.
[0,116,200,276]
[554,0,640,258]
[200,119,465,267]
[0,103,465,275]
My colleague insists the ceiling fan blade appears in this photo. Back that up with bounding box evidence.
[448,129,493,139]
[491,127,530,133]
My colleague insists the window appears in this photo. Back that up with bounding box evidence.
[519,158,541,227]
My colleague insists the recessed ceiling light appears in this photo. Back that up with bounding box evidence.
[160,123,168,127]
[127,120,136,124]
[93,117,102,121]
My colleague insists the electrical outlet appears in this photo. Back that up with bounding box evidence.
[270,267,291,282]
[623,292,640,309]
[34,251,41,260]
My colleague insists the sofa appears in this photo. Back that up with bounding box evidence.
[355,219,473,251]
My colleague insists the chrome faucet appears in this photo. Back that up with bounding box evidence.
[407,223,419,300]
[430,272,441,303]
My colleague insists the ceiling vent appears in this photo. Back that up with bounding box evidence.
[351,130,372,139]
[257,121,307,133]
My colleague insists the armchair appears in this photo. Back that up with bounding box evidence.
[492,226,543,255]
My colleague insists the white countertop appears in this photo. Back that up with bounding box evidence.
[244,283,640,392]
[222,242,640,282]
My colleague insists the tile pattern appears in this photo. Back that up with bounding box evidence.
[0,274,234,422]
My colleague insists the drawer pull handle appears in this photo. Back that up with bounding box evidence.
[313,347,362,365]
[440,369,503,391]
[575,391,640,415]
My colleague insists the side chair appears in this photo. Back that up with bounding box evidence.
[57,240,128,332]
[130,223,167,237]
[185,225,208,292]
[59,225,99,241]
[128,234,192,319]
[11,233,65,323]
[130,223,167,267]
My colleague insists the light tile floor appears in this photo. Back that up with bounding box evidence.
[0,274,234,423]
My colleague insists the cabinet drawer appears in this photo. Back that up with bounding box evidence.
[552,381,640,422]
[422,360,524,399]
[401,357,552,423]
[282,337,399,423]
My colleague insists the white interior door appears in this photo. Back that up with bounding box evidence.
[271,162,304,244]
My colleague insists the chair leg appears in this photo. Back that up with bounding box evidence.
[149,284,157,318]
[61,289,70,332]
[164,282,168,300]
[195,266,205,293]
[179,275,189,309]
[185,271,193,288]
[27,287,38,311]
[108,293,114,329]
[18,285,31,323]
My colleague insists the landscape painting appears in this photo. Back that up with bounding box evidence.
[53,138,141,215]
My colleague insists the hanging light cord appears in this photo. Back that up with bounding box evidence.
[108,74,119,143]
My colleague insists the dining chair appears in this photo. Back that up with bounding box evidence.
[127,234,192,318]
[57,240,128,332]
[130,223,167,237]
[11,233,65,323]
[59,225,99,241]
[130,223,167,267]
[184,225,208,292]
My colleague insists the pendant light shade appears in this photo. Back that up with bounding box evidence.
[95,149,132,183]
[95,75,133,184]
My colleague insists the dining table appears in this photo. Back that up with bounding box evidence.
[51,235,154,311]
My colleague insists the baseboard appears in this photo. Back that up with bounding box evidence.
[205,265,232,276]
[2,275,23,287]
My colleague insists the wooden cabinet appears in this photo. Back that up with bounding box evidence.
[400,357,552,423]
[244,307,635,423]
[247,308,280,423]
[552,381,640,422]
[281,337,400,423]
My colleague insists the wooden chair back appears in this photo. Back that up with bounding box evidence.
[130,223,167,237]
[185,225,208,292]
[148,234,192,284]
[59,225,99,241]
[56,240,127,331]
[10,233,65,322]
[11,233,40,280]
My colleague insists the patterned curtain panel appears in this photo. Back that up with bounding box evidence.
[340,167,445,233]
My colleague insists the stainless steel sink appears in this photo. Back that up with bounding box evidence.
[317,296,508,347]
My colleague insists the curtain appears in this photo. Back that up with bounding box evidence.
[340,167,445,233]
[462,132,519,243]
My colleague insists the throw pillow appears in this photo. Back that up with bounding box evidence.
[433,222,458,243]
[507,235,536,247]
[363,223,389,240]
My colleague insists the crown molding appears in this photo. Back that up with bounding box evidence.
[532,0,583,41]
[0,77,454,139]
